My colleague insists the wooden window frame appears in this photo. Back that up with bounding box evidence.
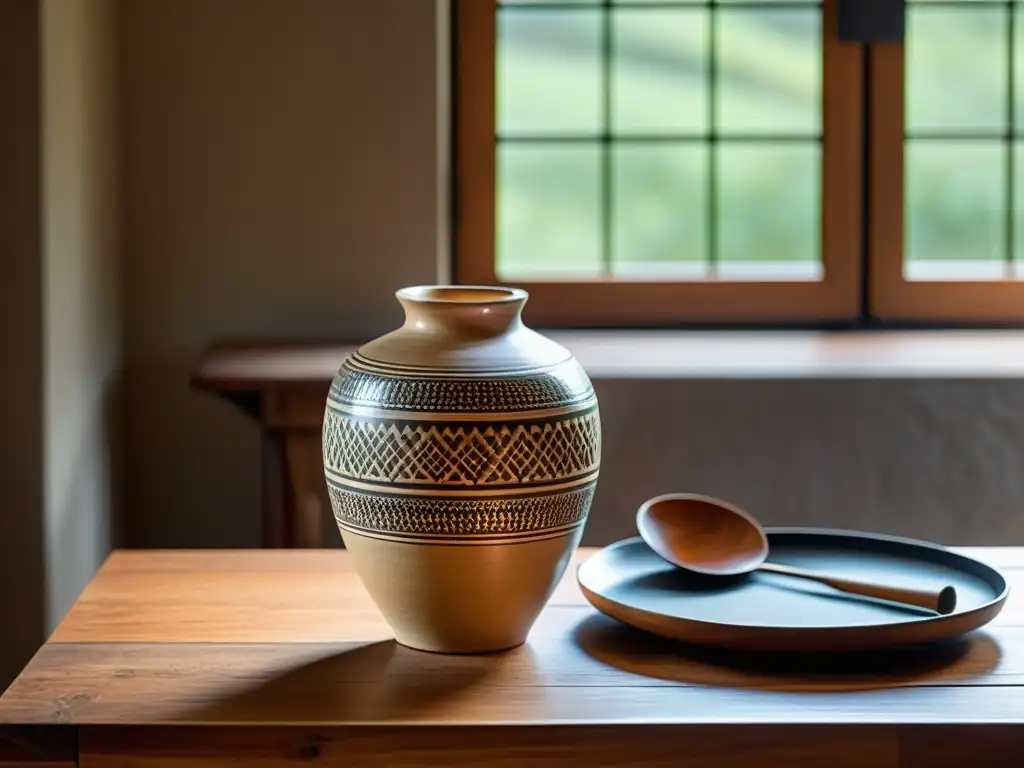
[455,0,864,328]
[868,42,1024,323]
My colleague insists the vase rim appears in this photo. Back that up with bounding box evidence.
[396,285,527,305]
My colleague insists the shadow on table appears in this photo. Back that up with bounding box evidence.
[572,613,1001,693]
[180,639,496,723]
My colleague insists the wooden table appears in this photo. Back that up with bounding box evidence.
[2,548,1024,766]
[192,341,359,549]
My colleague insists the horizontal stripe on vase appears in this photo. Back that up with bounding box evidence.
[329,358,595,413]
[322,407,601,487]
[328,482,596,539]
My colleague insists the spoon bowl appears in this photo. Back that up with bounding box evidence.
[637,493,769,576]
[637,492,958,616]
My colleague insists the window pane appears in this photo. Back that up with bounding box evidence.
[612,145,707,277]
[906,6,1007,134]
[1016,6,1024,128]
[716,8,821,136]
[497,145,602,279]
[497,9,602,135]
[612,9,708,135]
[1015,142,1024,274]
[717,144,820,277]
[905,142,1006,280]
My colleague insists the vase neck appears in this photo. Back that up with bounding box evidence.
[396,286,527,339]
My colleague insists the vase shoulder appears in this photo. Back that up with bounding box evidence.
[353,284,570,374]
[354,323,572,375]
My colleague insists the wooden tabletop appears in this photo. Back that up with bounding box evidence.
[3,548,1024,767]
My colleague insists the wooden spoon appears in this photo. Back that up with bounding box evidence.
[636,493,958,615]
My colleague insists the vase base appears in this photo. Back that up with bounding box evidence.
[339,526,584,656]
[392,636,527,655]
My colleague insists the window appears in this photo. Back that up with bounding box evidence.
[455,0,1024,327]
[870,1,1024,322]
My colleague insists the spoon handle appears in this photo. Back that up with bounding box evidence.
[758,562,958,615]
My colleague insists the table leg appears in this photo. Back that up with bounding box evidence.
[260,435,287,548]
[283,434,326,548]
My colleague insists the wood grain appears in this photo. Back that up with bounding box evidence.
[3,548,1023,765]
[6,646,1024,727]
[70,725,1024,767]
[49,549,1024,645]
[78,725,901,768]
[2,624,1022,727]
[49,550,590,644]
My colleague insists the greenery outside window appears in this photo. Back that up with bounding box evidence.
[455,0,1024,327]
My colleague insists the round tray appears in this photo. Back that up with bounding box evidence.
[576,528,1009,653]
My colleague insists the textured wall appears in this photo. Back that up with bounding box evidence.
[119,1,1024,551]
[589,379,1024,547]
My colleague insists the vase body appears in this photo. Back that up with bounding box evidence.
[323,286,601,653]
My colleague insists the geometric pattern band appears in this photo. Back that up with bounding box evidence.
[322,408,601,487]
[328,359,595,413]
[328,483,595,536]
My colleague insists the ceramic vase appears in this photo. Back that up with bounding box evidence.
[322,286,601,653]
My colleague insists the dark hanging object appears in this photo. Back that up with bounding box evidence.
[837,0,906,43]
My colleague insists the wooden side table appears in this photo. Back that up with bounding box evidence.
[2,547,1024,766]
[192,341,359,549]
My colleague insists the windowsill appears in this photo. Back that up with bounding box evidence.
[194,329,1024,392]
[547,329,1024,379]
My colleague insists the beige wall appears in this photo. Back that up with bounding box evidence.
[117,0,1024,552]
[120,0,442,546]
[42,0,120,630]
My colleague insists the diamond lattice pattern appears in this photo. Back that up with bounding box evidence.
[323,411,600,485]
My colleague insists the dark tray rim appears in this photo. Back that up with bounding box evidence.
[576,527,1011,650]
